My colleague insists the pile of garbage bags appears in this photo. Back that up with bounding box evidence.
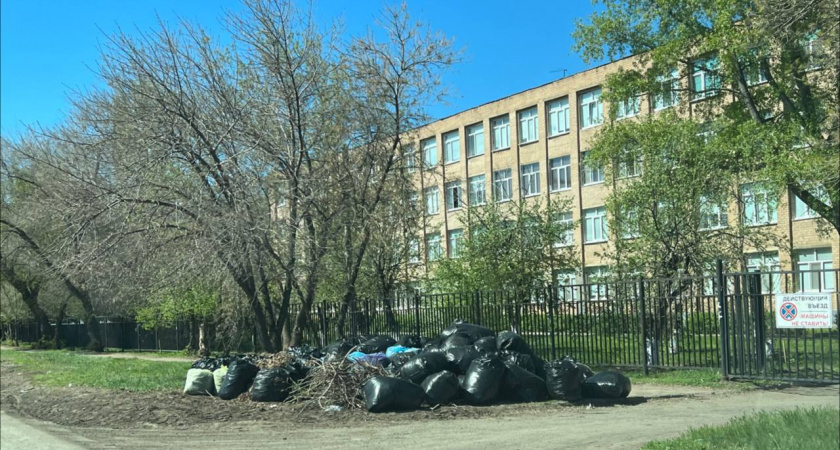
[183,320,631,413]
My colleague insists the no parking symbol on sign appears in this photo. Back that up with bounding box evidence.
[774,293,834,329]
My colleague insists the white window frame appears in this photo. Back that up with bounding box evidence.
[615,96,641,119]
[741,182,778,226]
[468,174,486,206]
[520,163,540,198]
[654,68,680,110]
[445,181,462,211]
[426,233,442,262]
[443,131,460,164]
[556,211,574,247]
[619,207,640,239]
[793,185,830,220]
[493,169,513,203]
[549,156,572,192]
[585,266,609,300]
[581,151,605,185]
[466,123,485,158]
[547,97,571,136]
[518,107,539,144]
[692,55,721,100]
[491,115,510,151]
[422,138,438,168]
[699,196,728,230]
[447,229,463,258]
[408,237,420,263]
[424,186,439,215]
[795,248,835,292]
[403,144,417,173]
[746,252,781,294]
[583,206,608,244]
[579,88,603,129]
[554,270,579,301]
[802,31,823,70]
[617,150,642,179]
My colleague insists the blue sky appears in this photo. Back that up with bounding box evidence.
[1,0,602,137]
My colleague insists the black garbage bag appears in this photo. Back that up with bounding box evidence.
[441,332,475,351]
[499,350,536,374]
[363,376,426,413]
[218,359,259,400]
[503,362,548,403]
[578,363,594,382]
[496,330,534,356]
[544,357,584,401]
[582,371,632,399]
[250,368,292,402]
[461,355,506,405]
[445,346,480,375]
[398,335,424,348]
[282,360,309,381]
[533,356,547,380]
[421,370,460,405]
[389,351,417,369]
[399,352,451,384]
[322,341,354,363]
[473,336,497,354]
[441,321,495,341]
[289,345,319,360]
[358,335,397,354]
[421,337,446,354]
[191,357,216,370]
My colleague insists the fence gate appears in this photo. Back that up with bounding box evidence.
[719,267,839,383]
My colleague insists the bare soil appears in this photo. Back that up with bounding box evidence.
[1,358,838,449]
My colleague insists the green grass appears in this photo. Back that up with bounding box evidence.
[623,368,735,389]
[0,349,190,391]
[642,407,840,449]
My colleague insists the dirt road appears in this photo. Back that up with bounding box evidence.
[3,384,838,449]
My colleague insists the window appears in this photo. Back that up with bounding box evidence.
[794,186,830,220]
[581,151,605,185]
[422,138,438,168]
[554,270,579,301]
[619,207,640,239]
[442,131,460,163]
[802,31,823,70]
[796,248,835,292]
[556,211,574,247]
[408,237,420,263]
[654,68,680,110]
[408,192,419,211]
[584,207,608,243]
[616,96,641,119]
[445,181,462,211]
[424,186,439,215]
[518,107,539,144]
[742,51,768,86]
[699,196,728,230]
[741,182,777,226]
[579,88,603,129]
[426,233,442,261]
[617,150,642,178]
[448,229,463,258]
[586,266,609,300]
[520,163,540,197]
[466,123,484,157]
[403,144,417,173]
[746,252,781,294]
[491,115,510,150]
[547,98,571,136]
[696,122,714,143]
[549,156,572,191]
[493,169,513,202]
[692,55,721,100]
[468,174,486,206]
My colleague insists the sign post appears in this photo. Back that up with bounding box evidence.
[774,293,834,329]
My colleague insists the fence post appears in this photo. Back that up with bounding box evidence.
[474,290,482,325]
[320,301,328,348]
[748,272,766,373]
[548,285,557,361]
[413,292,421,336]
[716,259,729,379]
[639,277,648,375]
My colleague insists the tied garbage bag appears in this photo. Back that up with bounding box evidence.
[289,345,320,360]
[358,335,397,354]
[422,337,446,354]
[213,365,228,394]
[183,368,215,396]
[445,346,480,375]
[218,359,259,400]
[251,368,292,402]
[545,357,584,401]
[499,350,535,374]
[582,371,632,399]
[441,321,495,342]
[399,352,451,384]
[503,363,548,403]
[398,335,424,348]
[496,331,534,356]
[461,355,506,405]
[421,370,460,405]
[473,336,497,354]
[363,376,426,413]
[322,341,354,363]
[441,332,475,351]
[389,351,418,369]
[386,345,419,359]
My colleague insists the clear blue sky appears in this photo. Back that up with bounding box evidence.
[1,0,602,137]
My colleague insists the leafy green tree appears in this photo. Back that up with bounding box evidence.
[136,286,218,355]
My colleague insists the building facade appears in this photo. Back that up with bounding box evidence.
[406,54,838,290]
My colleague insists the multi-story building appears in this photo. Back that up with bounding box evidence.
[405,54,838,290]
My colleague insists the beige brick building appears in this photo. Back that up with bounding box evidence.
[406,55,839,290]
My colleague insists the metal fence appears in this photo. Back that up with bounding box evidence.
[4,266,838,383]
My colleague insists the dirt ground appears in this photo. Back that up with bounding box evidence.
[1,358,838,450]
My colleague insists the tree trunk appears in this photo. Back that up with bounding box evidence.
[53,301,68,349]
[198,320,210,356]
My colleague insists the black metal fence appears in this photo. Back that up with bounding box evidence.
[4,266,838,383]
